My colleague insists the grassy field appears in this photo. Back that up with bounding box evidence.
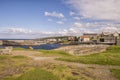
[41,63,92,80]
[13,47,30,50]
[36,50,72,57]
[0,55,29,69]
[3,63,93,80]
[111,69,120,80]
[0,55,60,80]
[57,46,120,66]
[0,55,31,80]
[1,46,120,80]
[4,68,60,80]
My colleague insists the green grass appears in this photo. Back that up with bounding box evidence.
[42,63,92,80]
[0,55,30,79]
[36,50,71,57]
[0,55,8,60]
[57,46,120,66]
[4,68,60,80]
[0,55,10,70]
[11,55,30,67]
[1,46,120,80]
[111,69,120,80]
[0,55,29,67]
[11,55,27,59]
[13,47,29,50]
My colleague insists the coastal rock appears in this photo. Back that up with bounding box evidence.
[0,46,13,55]
[55,45,109,55]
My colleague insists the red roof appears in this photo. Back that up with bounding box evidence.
[80,36,90,38]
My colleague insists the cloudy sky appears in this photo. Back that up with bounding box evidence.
[0,0,120,39]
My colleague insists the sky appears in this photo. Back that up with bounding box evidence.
[0,0,120,39]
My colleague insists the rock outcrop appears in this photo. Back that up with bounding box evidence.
[55,45,109,55]
[0,47,13,55]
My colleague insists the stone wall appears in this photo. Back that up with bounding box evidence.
[55,45,109,55]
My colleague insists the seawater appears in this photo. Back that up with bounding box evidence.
[0,44,66,50]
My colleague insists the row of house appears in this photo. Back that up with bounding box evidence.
[34,32,120,45]
[80,32,120,45]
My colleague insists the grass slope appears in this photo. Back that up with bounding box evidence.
[42,64,92,80]
[0,55,30,80]
[4,68,59,80]
[111,69,120,80]
[36,50,71,57]
[57,46,120,66]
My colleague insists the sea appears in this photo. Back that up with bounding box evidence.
[0,39,68,50]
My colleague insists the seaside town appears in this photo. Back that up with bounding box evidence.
[0,0,120,80]
[1,32,120,46]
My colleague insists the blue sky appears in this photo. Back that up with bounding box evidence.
[0,0,120,39]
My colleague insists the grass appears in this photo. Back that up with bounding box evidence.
[36,50,71,57]
[57,46,120,66]
[1,46,120,80]
[4,68,60,80]
[12,55,27,59]
[3,63,93,80]
[0,55,10,70]
[11,55,30,67]
[0,55,30,79]
[0,55,8,60]
[111,69,120,80]
[41,63,92,80]
[13,47,29,50]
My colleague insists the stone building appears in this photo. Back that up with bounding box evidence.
[99,32,116,43]
[81,32,120,45]
[79,36,90,42]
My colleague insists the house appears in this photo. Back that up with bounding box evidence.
[98,32,117,43]
[79,36,90,42]
[81,33,99,43]
[81,32,120,45]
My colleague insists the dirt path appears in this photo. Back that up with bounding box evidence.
[11,50,120,80]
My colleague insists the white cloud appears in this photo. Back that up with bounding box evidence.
[74,17,80,20]
[66,0,120,21]
[44,11,64,18]
[70,11,75,16]
[100,26,119,33]
[58,27,93,36]
[56,21,64,24]
[7,28,32,34]
[1,23,120,39]
[0,27,61,39]
[73,22,83,27]
[58,22,120,36]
